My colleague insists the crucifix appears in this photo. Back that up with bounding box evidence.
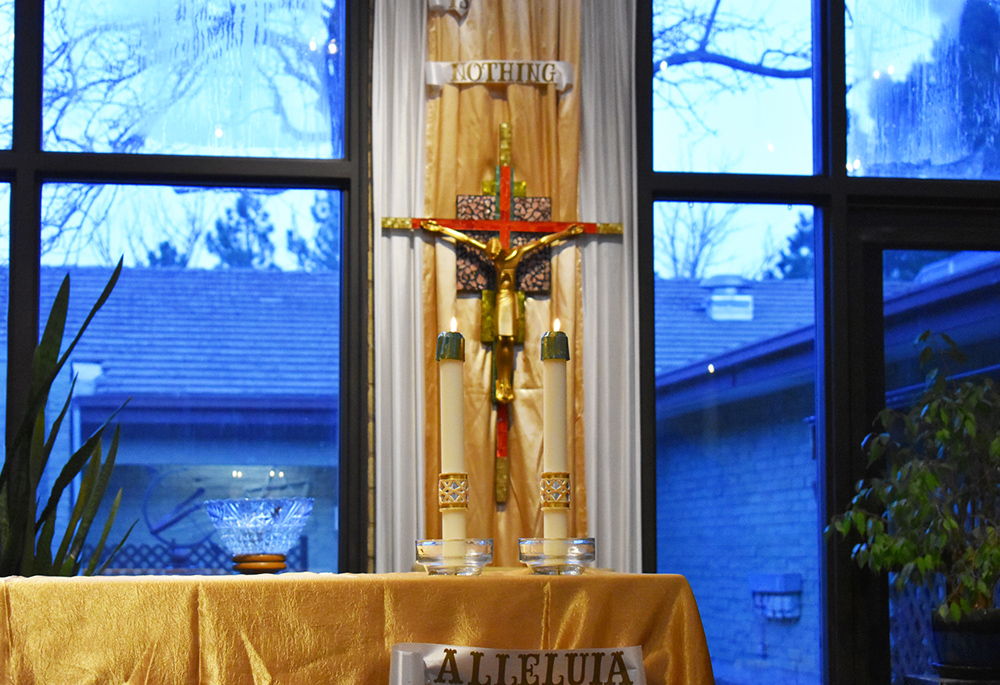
[383,123,621,504]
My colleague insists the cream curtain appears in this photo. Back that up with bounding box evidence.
[579,0,640,572]
[373,0,428,573]
[373,0,640,572]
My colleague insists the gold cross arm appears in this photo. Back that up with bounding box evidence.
[381,217,622,235]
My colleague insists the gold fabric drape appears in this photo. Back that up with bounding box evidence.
[421,0,587,568]
[0,572,715,684]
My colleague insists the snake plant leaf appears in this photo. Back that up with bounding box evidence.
[31,377,77,492]
[1,262,121,576]
[19,533,35,576]
[8,259,122,477]
[95,517,137,577]
[34,402,125,532]
[63,442,101,567]
[26,406,45,521]
[28,276,68,412]
[53,259,121,373]
[52,494,85,571]
[29,259,121,408]
[0,483,8,561]
[58,554,75,576]
[52,443,101,570]
[65,442,103,563]
[0,443,32,573]
[69,427,121,562]
[35,505,56,573]
[85,488,123,576]
[0,258,124,470]
[0,411,44,574]
[2,261,129,576]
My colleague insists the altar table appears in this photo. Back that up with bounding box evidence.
[0,570,714,684]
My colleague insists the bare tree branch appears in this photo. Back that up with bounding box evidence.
[654,203,741,279]
[662,49,811,79]
[653,0,811,134]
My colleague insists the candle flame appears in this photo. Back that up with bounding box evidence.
[553,318,561,332]
[450,316,458,332]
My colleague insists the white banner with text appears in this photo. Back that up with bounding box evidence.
[425,61,575,91]
[389,643,646,685]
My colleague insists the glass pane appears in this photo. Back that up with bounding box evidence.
[43,0,346,158]
[0,0,11,149]
[654,202,820,683]
[847,2,1000,180]
[39,183,341,573]
[882,250,1000,682]
[652,0,813,175]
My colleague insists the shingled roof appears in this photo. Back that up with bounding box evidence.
[4,266,340,403]
[654,253,1000,410]
[653,276,815,377]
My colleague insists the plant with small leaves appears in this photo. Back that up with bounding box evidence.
[0,259,135,576]
[828,330,1000,622]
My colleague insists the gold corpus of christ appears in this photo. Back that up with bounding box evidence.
[382,123,623,504]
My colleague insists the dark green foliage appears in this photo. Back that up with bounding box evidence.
[771,212,813,279]
[0,260,133,576]
[769,212,954,282]
[207,192,276,269]
[829,331,1000,621]
[147,240,189,268]
[287,191,341,272]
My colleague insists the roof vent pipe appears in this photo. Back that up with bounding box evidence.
[699,275,754,322]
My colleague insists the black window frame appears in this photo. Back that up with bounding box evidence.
[637,1,1000,682]
[2,0,371,573]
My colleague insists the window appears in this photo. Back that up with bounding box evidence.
[653,201,819,683]
[652,0,812,175]
[43,0,345,158]
[882,249,1000,682]
[847,3,1000,180]
[639,1,1000,684]
[3,0,369,573]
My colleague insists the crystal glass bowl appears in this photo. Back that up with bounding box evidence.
[518,537,596,575]
[415,539,493,575]
[204,497,313,556]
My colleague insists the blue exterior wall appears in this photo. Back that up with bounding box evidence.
[656,382,820,685]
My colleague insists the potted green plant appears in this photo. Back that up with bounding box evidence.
[0,259,133,576]
[829,331,1000,676]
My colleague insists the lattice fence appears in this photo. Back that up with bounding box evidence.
[82,537,309,575]
[889,578,944,684]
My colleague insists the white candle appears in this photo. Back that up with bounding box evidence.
[437,319,467,547]
[541,320,569,540]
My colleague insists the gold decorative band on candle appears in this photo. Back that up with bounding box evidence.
[540,471,571,509]
[540,331,570,361]
[436,331,465,361]
[438,472,470,510]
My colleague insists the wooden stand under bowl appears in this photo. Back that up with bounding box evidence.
[232,553,286,574]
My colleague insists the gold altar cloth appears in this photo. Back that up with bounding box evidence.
[0,570,714,684]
